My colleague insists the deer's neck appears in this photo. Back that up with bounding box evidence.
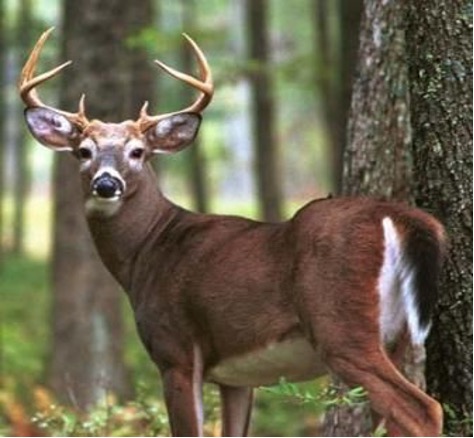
[86,165,178,289]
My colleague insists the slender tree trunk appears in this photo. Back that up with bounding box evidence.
[311,0,362,194]
[337,0,363,191]
[406,1,472,435]
[48,0,134,409]
[11,0,33,254]
[124,0,156,117]
[324,0,413,435]
[131,0,162,177]
[0,0,5,266]
[246,0,282,222]
[312,0,339,193]
[181,0,209,213]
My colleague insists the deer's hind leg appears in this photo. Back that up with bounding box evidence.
[295,277,441,436]
[323,345,442,437]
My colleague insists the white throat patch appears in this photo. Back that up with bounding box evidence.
[85,196,122,217]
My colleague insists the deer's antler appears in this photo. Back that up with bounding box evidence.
[138,33,214,131]
[19,27,89,129]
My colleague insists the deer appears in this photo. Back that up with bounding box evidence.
[19,28,445,437]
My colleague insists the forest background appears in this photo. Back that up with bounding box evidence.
[0,0,471,436]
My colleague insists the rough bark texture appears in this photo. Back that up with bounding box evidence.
[342,0,411,201]
[324,0,414,435]
[48,0,135,408]
[246,0,282,222]
[406,1,473,435]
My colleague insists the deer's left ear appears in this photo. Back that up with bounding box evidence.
[24,107,78,151]
[145,113,201,154]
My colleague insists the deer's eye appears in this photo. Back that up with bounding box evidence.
[129,148,145,160]
[78,147,93,160]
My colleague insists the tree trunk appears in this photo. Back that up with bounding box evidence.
[337,0,363,192]
[11,0,33,255]
[246,0,282,222]
[0,0,5,266]
[181,0,209,213]
[129,0,162,177]
[406,1,472,435]
[324,0,413,435]
[48,0,135,409]
[312,0,362,194]
[124,0,156,117]
[342,0,411,201]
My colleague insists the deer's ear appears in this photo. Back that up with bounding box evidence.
[25,107,78,151]
[145,113,201,154]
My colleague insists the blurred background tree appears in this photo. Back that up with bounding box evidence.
[0,0,5,267]
[0,0,471,436]
[47,0,148,409]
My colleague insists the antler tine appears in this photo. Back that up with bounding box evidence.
[20,60,72,106]
[138,34,214,131]
[19,27,89,129]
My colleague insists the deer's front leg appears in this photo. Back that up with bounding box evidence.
[162,366,204,437]
[219,385,254,437]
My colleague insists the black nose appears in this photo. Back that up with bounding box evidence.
[92,174,124,199]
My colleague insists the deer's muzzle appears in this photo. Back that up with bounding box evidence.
[91,171,125,200]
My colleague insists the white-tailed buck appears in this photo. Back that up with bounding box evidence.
[20,28,445,437]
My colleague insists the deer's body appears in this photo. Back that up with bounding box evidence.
[88,163,442,383]
[20,30,445,437]
[85,159,445,436]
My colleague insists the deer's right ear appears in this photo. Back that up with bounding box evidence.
[145,113,201,154]
[25,107,78,151]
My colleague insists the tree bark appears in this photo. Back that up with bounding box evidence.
[342,0,411,201]
[406,1,472,435]
[246,0,282,222]
[324,0,413,435]
[48,0,136,409]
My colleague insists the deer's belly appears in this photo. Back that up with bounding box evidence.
[206,337,326,387]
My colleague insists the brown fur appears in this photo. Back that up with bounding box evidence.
[25,118,445,437]
[82,136,444,436]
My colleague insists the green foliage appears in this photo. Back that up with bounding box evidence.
[442,403,473,437]
[0,255,50,389]
[263,378,368,410]
[31,394,170,437]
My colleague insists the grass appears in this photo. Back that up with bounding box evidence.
[1,255,50,388]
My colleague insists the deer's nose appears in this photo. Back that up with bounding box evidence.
[92,172,124,199]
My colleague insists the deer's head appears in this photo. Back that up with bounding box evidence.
[20,28,213,215]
